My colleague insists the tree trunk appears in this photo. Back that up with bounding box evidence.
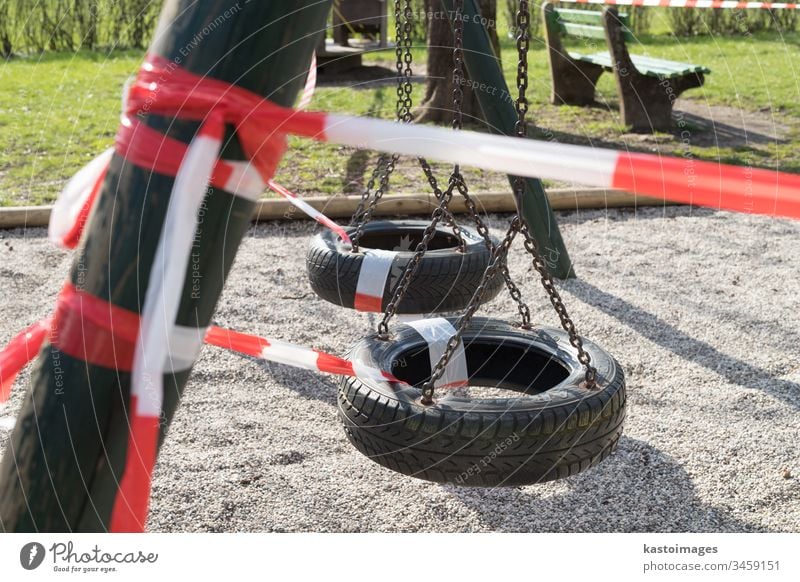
[414,0,499,125]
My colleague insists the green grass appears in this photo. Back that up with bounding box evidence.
[0,50,143,206]
[1,27,798,205]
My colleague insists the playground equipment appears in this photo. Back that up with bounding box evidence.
[307,0,513,314]
[307,0,576,319]
[307,219,503,313]
[1,0,799,532]
[330,0,623,484]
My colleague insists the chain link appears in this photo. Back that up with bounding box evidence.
[377,0,472,328]
[420,218,522,404]
[351,0,415,250]
[377,179,458,337]
[396,0,414,123]
[418,0,597,404]
[518,221,597,388]
[350,154,400,251]
[514,0,529,141]
[455,165,532,327]
[451,0,465,133]
[351,154,388,225]
[419,158,466,252]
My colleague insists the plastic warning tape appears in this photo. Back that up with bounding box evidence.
[123,54,800,222]
[557,0,797,9]
[406,318,470,389]
[354,249,398,312]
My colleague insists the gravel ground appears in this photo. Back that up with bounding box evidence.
[1,206,798,532]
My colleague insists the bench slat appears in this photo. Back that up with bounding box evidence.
[570,51,711,78]
[555,8,629,27]
[560,22,607,40]
[559,21,635,42]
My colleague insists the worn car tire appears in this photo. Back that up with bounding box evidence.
[337,318,626,486]
[306,220,503,313]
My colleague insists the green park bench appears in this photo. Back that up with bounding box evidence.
[542,2,710,132]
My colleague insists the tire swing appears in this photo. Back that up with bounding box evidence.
[306,1,504,314]
[338,0,626,487]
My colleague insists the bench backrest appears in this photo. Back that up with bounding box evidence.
[545,6,634,43]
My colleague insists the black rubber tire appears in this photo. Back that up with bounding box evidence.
[306,220,504,313]
[337,318,626,487]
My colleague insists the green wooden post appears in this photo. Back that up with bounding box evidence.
[444,0,575,278]
[0,0,332,532]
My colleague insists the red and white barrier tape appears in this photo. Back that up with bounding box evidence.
[297,53,317,111]
[0,317,401,408]
[203,326,399,383]
[122,54,800,221]
[48,149,112,249]
[354,249,397,312]
[13,50,800,533]
[112,115,225,532]
[267,180,351,244]
[49,122,348,249]
[557,0,797,8]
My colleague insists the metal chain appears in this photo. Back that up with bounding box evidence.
[451,0,465,134]
[414,0,466,249]
[350,0,414,250]
[351,154,388,224]
[514,1,530,142]
[377,0,472,328]
[396,0,414,123]
[446,0,532,324]
[419,158,465,252]
[377,179,458,337]
[420,217,522,404]
[518,221,597,388]
[350,154,399,251]
[455,166,532,327]
[417,0,597,404]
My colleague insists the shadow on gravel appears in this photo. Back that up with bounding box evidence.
[257,359,339,406]
[445,436,764,532]
[568,281,800,411]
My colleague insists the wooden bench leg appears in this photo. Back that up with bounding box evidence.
[549,57,604,106]
[603,7,705,132]
[617,72,704,133]
[672,72,705,98]
[543,2,603,106]
[617,74,674,132]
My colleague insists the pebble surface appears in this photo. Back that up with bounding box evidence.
[0,206,798,532]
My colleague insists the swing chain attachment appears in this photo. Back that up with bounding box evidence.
[377,179,458,338]
[420,158,467,253]
[518,221,598,389]
[377,0,476,333]
[350,154,399,252]
[396,0,415,123]
[420,217,522,404]
[514,0,530,139]
[419,0,597,404]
